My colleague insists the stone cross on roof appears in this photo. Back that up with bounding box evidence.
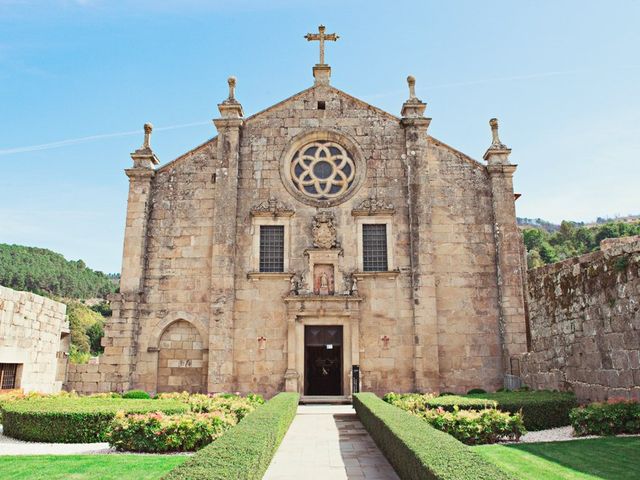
[305,24,339,65]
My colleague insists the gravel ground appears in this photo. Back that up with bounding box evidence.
[0,426,114,455]
[518,426,597,443]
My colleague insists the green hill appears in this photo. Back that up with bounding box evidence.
[523,220,640,268]
[0,243,117,299]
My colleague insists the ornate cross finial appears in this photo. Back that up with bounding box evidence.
[142,123,153,149]
[305,24,339,65]
[407,75,417,99]
[227,76,237,101]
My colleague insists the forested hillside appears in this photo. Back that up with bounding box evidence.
[523,221,640,268]
[0,244,117,363]
[0,244,117,299]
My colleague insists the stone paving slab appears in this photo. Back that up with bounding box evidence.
[264,405,399,480]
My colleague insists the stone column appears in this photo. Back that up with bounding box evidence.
[102,124,159,392]
[400,76,440,392]
[208,77,244,391]
[284,314,298,392]
[483,119,528,376]
[121,123,158,293]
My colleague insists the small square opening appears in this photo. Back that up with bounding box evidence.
[317,101,326,110]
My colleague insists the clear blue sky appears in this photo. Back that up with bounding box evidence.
[1,0,638,273]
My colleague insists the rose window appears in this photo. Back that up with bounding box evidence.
[290,141,356,200]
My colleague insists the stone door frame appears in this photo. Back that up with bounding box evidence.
[283,295,362,400]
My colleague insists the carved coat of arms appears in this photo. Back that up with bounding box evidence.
[312,211,337,249]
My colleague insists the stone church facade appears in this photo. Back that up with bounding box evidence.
[67,28,528,399]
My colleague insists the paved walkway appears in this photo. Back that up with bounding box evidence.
[264,405,399,480]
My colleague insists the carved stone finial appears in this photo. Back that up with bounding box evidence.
[489,118,504,147]
[228,76,237,101]
[142,123,153,149]
[407,75,416,99]
[483,117,512,164]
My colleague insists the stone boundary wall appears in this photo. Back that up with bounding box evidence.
[519,236,640,402]
[0,285,69,393]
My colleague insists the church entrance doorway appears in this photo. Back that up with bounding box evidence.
[304,325,343,396]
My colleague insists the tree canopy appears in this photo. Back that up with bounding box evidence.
[0,243,117,299]
[523,221,640,269]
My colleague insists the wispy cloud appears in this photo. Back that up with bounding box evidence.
[0,121,211,156]
[365,66,640,100]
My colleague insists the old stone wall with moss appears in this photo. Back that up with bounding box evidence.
[519,236,640,402]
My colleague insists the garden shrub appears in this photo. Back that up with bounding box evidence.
[2,397,187,443]
[570,400,640,436]
[467,388,487,395]
[108,411,236,452]
[384,393,497,413]
[163,392,299,480]
[122,389,151,399]
[155,392,264,421]
[417,407,525,445]
[385,390,575,431]
[466,390,577,430]
[354,393,515,480]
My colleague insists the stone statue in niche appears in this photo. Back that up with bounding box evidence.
[289,274,299,296]
[314,264,334,295]
[312,211,338,249]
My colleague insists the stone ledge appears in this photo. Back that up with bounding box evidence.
[247,272,295,280]
[353,270,401,279]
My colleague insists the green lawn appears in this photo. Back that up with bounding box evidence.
[474,437,640,480]
[0,455,187,480]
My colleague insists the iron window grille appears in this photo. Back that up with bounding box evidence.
[259,225,285,273]
[362,224,388,272]
[0,363,18,390]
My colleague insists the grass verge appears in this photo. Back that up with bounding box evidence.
[474,437,640,480]
[162,392,299,480]
[0,454,186,480]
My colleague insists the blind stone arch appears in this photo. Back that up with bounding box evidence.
[156,319,208,394]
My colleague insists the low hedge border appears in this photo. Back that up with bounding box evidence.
[465,391,577,430]
[162,392,299,480]
[354,393,515,480]
[2,398,187,443]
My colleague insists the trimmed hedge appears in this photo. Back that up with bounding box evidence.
[570,400,640,436]
[2,398,187,443]
[162,392,299,480]
[466,391,577,430]
[354,393,515,480]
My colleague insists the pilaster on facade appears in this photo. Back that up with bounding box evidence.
[400,76,439,392]
[208,77,244,392]
[484,119,528,378]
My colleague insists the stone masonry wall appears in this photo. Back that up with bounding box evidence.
[519,237,640,402]
[66,81,522,396]
[0,285,69,393]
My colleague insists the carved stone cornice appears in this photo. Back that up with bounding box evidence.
[250,198,295,217]
[351,196,395,216]
[487,164,518,177]
[125,168,155,180]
